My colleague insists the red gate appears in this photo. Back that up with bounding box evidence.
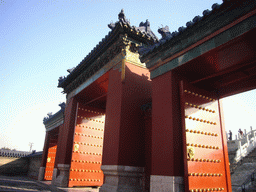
[180,81,231,192]
[68,103,105,187]
[44,141,57,181]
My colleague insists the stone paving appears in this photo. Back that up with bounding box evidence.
[0,175,52,192]
[0,175,100,192]
[231,163,256,192]
[57,187,99,192]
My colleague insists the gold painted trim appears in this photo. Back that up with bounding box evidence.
[121,58,126,83]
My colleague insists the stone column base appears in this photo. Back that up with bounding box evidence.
[99,165,144,192]
[53,164,70,187]
[150,175,184,192]
[51,168,58,185]
[38,167,45,181]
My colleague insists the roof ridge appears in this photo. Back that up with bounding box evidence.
[139,2,224,58]
[58,9,158,93]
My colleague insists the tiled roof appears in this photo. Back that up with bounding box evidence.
[58,9,158,90]
[43,102,65,125]
[0,149,32,158]
[139,1,224,58]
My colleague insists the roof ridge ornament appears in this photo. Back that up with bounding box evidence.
[59,102,66,110]
[108,9,130,30]
[43,112,53,124]
[139,19,150,32]
[158,25,171,39]
[67,67,75,73]
[118,9,130,26]
[58,76,66,86]
[136,19,158,42]
[118,9,128,23]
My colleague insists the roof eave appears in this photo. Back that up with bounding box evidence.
[58,24,122,89]
[59,21,157,92]
[140,0,253,64]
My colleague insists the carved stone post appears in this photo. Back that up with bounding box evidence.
[239,141,242,157]
[54,164,70,187]
[254,132,256,147]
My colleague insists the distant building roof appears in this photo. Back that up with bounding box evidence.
[0,149,32,158]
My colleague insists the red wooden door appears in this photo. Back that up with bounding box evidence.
[68,103,105,187]
[180,81,231,192]
[44,142,57,181]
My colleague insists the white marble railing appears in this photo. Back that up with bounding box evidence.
[233,130,256,163]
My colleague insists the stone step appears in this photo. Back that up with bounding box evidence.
[231,163,256,186]
[230,147,256,174]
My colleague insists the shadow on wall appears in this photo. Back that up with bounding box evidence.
[0,156,29,176]
[0,152,42,178]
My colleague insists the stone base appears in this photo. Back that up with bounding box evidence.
[51,168,58,185]
[99,165,144,192]
[150,175,184,192]
[53,164,70,187]
[38,167,45,181]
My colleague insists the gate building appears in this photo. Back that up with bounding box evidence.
[39,1,256,191]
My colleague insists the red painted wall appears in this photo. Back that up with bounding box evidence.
[143,110,152,191]
[102,65,123,166]
[54,124,63,168]
[56,97,78,165]
[102,62,152,167]
[151,70,184,176]
[119,62,151,166]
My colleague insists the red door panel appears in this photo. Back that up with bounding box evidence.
[180,81,231,192]
[68,103,105,187]
[44,142,57,181]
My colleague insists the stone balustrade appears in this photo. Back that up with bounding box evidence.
[227,128,256,164]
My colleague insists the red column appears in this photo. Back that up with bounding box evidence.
[56,97,78,165]
[102,63,151,167]
[151,70,184,176]
[100,62,151,191]
[54,125,62,169]
[143,109,152,191]
[40,131,50,167]
[53,97,78,187]
[102,67,122,166]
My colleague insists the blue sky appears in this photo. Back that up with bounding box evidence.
[1,0,255,152]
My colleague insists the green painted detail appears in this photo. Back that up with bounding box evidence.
[200,38,215,55]
[150,14,256,79]
[150,58,179,79]
[68,53,123,99]
[214,30,231,48]
[181,36,194,50]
